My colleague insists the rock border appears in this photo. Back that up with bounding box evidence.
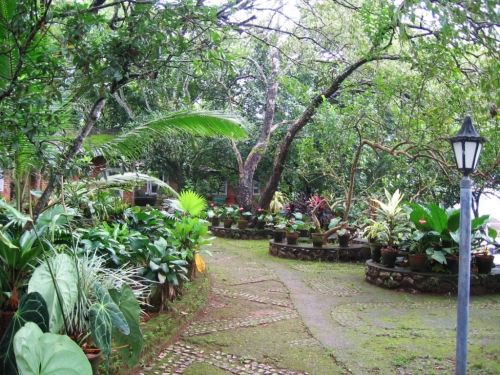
[268,240,370,262]
[210,225,273,240]
[365,260,500,295]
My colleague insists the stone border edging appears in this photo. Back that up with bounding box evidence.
[269,240,370,262]
[365,260,500,295]
[210,225,273,240]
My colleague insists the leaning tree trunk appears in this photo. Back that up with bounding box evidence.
[259,55,399,209]
[233,48,280,209]
[33,96,106,218]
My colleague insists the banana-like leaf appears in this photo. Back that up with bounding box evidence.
[89,111,247,160]
[0,198,32,228]
[89,284,129,360]
[0,292,49,374]
[28,253,78,333]
[109,285,143,367]
[14,322,91,375]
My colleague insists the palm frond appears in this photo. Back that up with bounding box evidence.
[96,173,179,198]
[170,190,207,217]
[91,111,247,159]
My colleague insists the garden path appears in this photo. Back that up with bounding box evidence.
[139,238,500,375]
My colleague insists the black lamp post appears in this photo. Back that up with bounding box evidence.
[449,115,485,375]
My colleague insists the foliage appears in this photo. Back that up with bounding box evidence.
[14,322,91,375]
[270,192,288,214]
[0,292,50,375]
[109,285,143,368]
[28,253,79,333]
[373,190,410,247]
[89,283,129,362]
[169,190,207,217]
[122,206,174,241]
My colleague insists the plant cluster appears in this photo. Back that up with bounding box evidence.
[0,188,212,374]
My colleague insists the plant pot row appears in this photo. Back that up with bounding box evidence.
[370,243,495,274]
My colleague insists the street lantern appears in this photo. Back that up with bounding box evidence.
[449,115,485,375]
[449,116,485,176]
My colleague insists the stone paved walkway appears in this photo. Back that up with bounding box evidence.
[139,239,500,375]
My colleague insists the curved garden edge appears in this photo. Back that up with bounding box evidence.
[365,260,500,295]
[125,275,210,375]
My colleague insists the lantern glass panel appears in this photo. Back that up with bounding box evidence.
[473,142,482,169]
[453,141,464,169]
[464,141,478,169]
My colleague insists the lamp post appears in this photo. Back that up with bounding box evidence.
[449,116,485,375]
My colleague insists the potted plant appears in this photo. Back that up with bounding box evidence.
[407,231,433,272]
[337,227,350,247]
[207,204,223,227]
[373,189,410,268]
[221,206,236,228]
[237,208,252,229]
[286,216,304,245]
[273,217,287,242]
[474,249,495,274]
[363,220,388,263]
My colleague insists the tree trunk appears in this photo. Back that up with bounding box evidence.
[234,48,280,209]
[259,55,399,209]
[33,96,106,218]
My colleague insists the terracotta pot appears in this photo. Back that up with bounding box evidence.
[370,243,382,263]
[338,234,350,248]
[273,230,285,243]
[237,219,249,230]
[84,349,102,375]
[381,248,398,268]
[211,217,220,227]
[256,221,265,230]
[311,233,324,247]
[223,219,233,228]
[286,232,299,245]
[409,253,427,272]
[475,254,494,274]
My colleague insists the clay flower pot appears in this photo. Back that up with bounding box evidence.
[475,254,494,274]
[223,219,233,228]
[338,234,350,248]
[237,219,249,230]
[409,253,427,272]
[286,232,299,245]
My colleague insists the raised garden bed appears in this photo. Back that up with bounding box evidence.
[268,240,370,262]
[210,226,273,240]
[365,260,500,295]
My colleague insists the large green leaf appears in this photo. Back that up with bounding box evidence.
[14,322,92,375]
[28,253,78,333]
[109,285,143,367]
[471,214,490,231]
[0,292,49,374]
[427,204,448,234]
[89,284,129,360]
